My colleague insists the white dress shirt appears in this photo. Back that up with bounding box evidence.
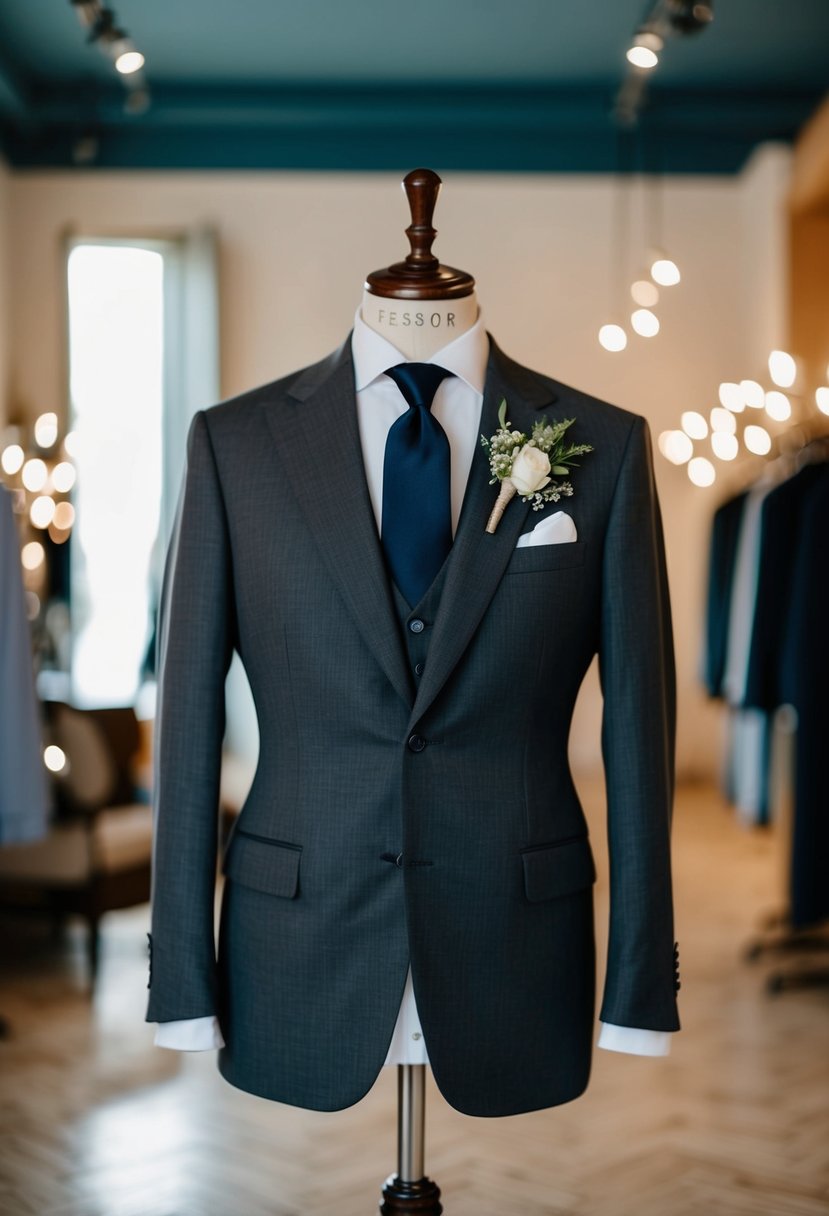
[154,304,673,1060]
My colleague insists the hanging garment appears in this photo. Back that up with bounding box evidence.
[0,486,48,845]
[720,480,776,825]
[702,490,748,699]
[744,460,829,927]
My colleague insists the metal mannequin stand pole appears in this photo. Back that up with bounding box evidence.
[379,1065,442,1214]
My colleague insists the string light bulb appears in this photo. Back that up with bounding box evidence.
[768,350,796,388]
[658,430,693,464]
[53,501,75,530]
[711,432,738,461]
[764,391,791,422]
[21,458,48,492]
[30,496,56,529]
[631,308,659,337]
[598,323,627,352]
[34,412,59,448]
[44,745,67,773]
[688,457,716,486]
[631,279,659,308]
[1,443,24,475]
[710,407,736,434]
[650,253,680,286]
[52,462,77,493]
[681,411,708,440]
[744,424,771,455]
[719,382,745,413]
[21,541,45,571]
[740,380,765,409]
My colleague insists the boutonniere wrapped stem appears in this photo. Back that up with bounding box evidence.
[481,399,595,534]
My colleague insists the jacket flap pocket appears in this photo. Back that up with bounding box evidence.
[221,829,301,898]
[521,835,596,902]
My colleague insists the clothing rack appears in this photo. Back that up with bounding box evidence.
[703,423,829,995]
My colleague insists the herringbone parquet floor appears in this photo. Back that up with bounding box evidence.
[1,780,827,1216]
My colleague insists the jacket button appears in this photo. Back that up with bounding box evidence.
[414,662,424,675]
[395,852,403,867]
[407,733,426,752]
[409,619,425,633]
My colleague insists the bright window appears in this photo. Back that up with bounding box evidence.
[66,240,165,706]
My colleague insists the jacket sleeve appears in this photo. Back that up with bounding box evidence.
[597,415,680,1033]
[145,408,236,1024]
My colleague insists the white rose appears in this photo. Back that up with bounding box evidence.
[510,444,551,494]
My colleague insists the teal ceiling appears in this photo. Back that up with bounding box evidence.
[0,0,826,172]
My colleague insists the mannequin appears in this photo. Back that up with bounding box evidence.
[358,172,476,1209]
[146,169,680,1215]
[353,170,671,1210]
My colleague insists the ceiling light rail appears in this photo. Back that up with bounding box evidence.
[615,0,714,128]
[68,0,150,114]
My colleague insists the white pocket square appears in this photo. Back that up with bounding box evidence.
[514,510,578,548]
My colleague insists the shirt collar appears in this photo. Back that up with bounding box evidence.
[351,301,489,395]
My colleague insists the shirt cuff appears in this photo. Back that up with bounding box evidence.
[597,1022,673,1056]
[153,1016,226,1051]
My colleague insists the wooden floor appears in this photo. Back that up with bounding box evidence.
[1,780,828,1216]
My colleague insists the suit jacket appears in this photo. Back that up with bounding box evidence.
[145,330,680,1117]
[703,490,748,699]
[743,462,825,714]
[785,464,829,927]
[0,486,49,846]
[743,460,829,926]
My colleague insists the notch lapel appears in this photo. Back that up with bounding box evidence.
[405,335,559,735]
[262,333,414,711]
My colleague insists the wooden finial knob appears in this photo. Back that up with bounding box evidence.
[402,168,441,271]
[365,167,475,301]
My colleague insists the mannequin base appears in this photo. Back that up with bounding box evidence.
[379,1173,443,1214]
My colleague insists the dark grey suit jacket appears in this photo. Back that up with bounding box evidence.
[145,330,680,1117]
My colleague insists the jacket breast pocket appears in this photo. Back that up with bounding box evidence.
[520,834,596,902]
[505,540,586,576]
[221,827,302,898]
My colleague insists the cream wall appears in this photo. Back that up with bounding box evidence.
[2,147,793,779]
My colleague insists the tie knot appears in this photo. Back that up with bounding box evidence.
[384,362,455,411]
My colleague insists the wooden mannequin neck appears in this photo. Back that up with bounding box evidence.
[359,288,479,360]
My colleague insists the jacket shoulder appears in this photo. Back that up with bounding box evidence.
[508,352,646,457]
[199,338,348,436]
[493,339,644,444]
[547,373,643,434]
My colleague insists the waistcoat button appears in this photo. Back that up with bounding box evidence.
[409,618,425,633]
[414,662,424,675]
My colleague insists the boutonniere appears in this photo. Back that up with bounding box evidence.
[481,400,595,534]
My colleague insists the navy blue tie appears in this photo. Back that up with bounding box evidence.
[381,362,455,606]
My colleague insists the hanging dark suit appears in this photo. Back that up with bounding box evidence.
[743,464,825,713]
[743,460,829,927]
[703,490,748,699]
[145,331,680,1116]
[784,465,829,927]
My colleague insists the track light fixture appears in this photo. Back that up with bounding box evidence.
[69,1,149,99]
[666,0,714,35]
[614,0,714,127]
